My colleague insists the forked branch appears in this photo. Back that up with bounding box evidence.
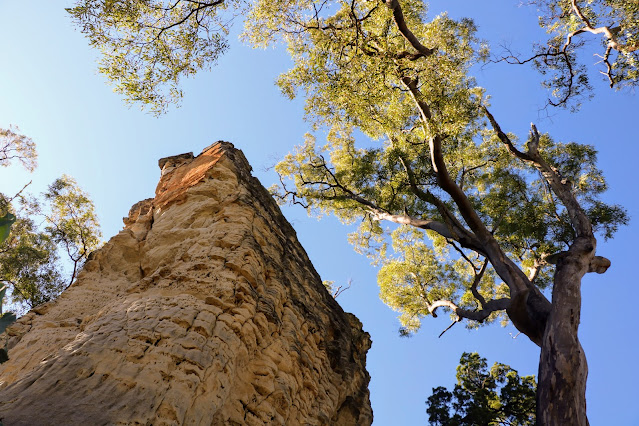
[484,107,593,239]
[569,0,636,55]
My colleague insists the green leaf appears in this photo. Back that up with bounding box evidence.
[0,212,16,244]
[0,312,16,335]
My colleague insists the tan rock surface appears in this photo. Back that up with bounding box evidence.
[0,142,372,425]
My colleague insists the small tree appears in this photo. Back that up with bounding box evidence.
[427,353,536,426]
[35,176,102,287]
[0,128,102,313]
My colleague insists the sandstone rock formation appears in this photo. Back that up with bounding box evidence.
[0,142,372,425]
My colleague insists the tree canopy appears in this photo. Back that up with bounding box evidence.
[0,126,37,172]
[257,0,627,336]
[426,352,536,426]
[67,1,638,113]
[67,0,235,114]
[522,0,639,107]
[0,129,102,313]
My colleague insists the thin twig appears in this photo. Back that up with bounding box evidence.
[439,317,461,338]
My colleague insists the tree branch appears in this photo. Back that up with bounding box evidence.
[527,124,592,239]
[484,108,593,239]
[400,62,547,343]
[368,208,480,250]
[490,46,577,108]
[384,0,436,59]
[5,181,32,205]
[397,153,482,249]
[429,297,510,322]
[483,107,533,162]
[470,259,488,308]
[3,279,34,309]
[528,259,543,283]
[275,175,310,208]
[147,0,224,41]
[304,157,488,254]
[438,317,461,338]
[546,251,610,274]
[588,255,610,274]
[401,77,494,243]
[569,0,636,54]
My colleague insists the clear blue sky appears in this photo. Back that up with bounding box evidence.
[1,1,638,424]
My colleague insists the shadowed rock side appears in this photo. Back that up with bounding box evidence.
[0,142,372,425]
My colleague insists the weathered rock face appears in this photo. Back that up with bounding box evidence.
[0,142,372,425]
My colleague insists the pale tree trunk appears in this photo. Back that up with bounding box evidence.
[537,238,594,426]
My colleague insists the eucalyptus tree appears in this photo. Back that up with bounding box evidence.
[251,3,626,423]
[0,129,102,312]
[67,0,632,424]
[0,177,102,312]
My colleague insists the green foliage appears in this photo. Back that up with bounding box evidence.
[0,213,17,363]
[68,0,628,340]
[426,352,536,426]
[0,126,37,172]
[262,9,486,141]
[68,0,638,113]
[41,175,102,276]
[0,125,37,361]
[0,287,17,336]
[2,176,103,311]
[526,0,639,107]
[0,212,16,245]
[377,226,509,332]
[257,0,627,334]
[67,0,236,114]
[0,207,65,310]
[0,128,102,313]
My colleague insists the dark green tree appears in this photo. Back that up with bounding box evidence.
[427,353,536,426]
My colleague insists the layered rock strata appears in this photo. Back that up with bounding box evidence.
[0,142,372,425]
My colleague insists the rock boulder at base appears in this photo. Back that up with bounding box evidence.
[0,142,372,425]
